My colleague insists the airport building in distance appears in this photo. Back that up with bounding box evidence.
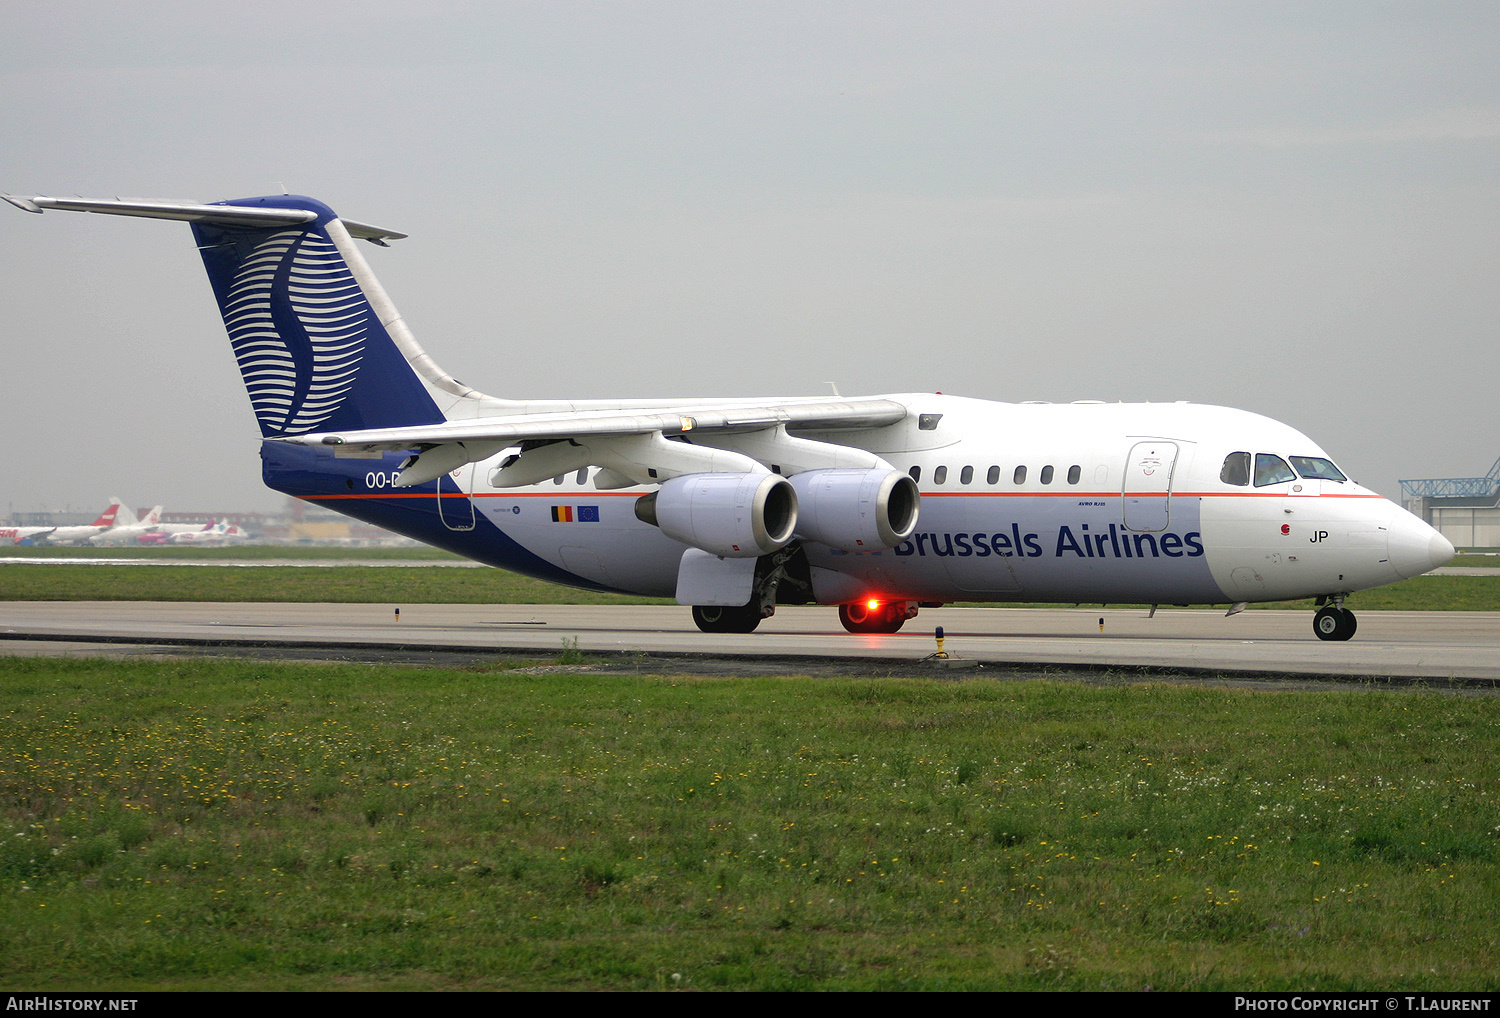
[1402,454,1500,549]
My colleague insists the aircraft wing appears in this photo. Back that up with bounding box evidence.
[281,399,908,450]
[273,398,910,486]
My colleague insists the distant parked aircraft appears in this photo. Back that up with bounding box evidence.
[89,506,163,546]
[3,499,128,545]
[136,520,248,546]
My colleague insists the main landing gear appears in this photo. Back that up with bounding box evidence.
[691,603,768,634]
[691,600,922,635]
[838,600,916,635]
[1312,599,1358,642]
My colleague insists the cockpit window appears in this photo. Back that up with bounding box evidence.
[1220,452,1251,486]
[1290,456,1347,482]
[1253,453,1297,486]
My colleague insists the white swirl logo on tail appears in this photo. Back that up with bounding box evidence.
[222,228,368,434]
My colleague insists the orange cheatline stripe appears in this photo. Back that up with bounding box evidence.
[924,490,1117,498]
[304,493,431,500]
[305,491,640,501]
[478,491,639,498]
[307,488,1386,502]
[922,490,1384,499]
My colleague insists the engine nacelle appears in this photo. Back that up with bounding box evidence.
[635,472,798,559]
[789,468,920,551]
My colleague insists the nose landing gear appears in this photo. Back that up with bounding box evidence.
[1312,598,1358,642]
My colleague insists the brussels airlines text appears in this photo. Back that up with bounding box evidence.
[894,524,1205,559]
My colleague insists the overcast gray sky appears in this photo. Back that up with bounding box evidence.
[3,0,1496,514]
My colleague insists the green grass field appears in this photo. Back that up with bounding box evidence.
[0,563,669,605]
[1,562,1497,610]
[2,657,1497,991]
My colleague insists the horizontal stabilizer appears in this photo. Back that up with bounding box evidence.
[340,218,409,246]
[5,195,315,228]
[3,195,406,244]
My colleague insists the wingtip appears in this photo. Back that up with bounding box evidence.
[2,195,44,213]
[340,217,409,245]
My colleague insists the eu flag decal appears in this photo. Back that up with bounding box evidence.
[578,505,600,522]
[551,506,600,523]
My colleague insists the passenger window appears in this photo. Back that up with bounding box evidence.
[553,474,566,485]
[960,465,973,485]
[1290,456,1347,482]
[1013,465,1027,485]
[1253,453,1296,487]
[1220,452,1251,486]
[1040,465,1054,485]
[934,465,948,485]
[575,468,588,484]
[909,465,921,483]
[987,465,1000,485]
[1067,465,1081,485]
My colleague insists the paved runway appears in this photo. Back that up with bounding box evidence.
[3,557,1496,574]
[0,556,490,568]
[1,602,1496,681]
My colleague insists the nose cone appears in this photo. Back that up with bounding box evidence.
[1388,512,1456,580]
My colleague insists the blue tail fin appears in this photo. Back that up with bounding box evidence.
[193,195,446,437]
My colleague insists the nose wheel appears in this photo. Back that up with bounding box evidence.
[1313,605,1357,641]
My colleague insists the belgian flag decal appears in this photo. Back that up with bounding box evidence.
[551,505,600,523]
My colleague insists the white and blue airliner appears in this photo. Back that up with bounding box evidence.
[5,193,1455,639]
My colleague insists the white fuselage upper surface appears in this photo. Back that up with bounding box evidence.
[370,395,1446,605]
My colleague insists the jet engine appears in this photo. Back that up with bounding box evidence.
[635,472,798,558]
[789,468,920,551]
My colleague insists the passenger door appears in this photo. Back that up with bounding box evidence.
[438,463,477,531]
[1122,441,1178,532]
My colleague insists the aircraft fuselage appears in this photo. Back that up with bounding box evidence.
[265,395,1443,608]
